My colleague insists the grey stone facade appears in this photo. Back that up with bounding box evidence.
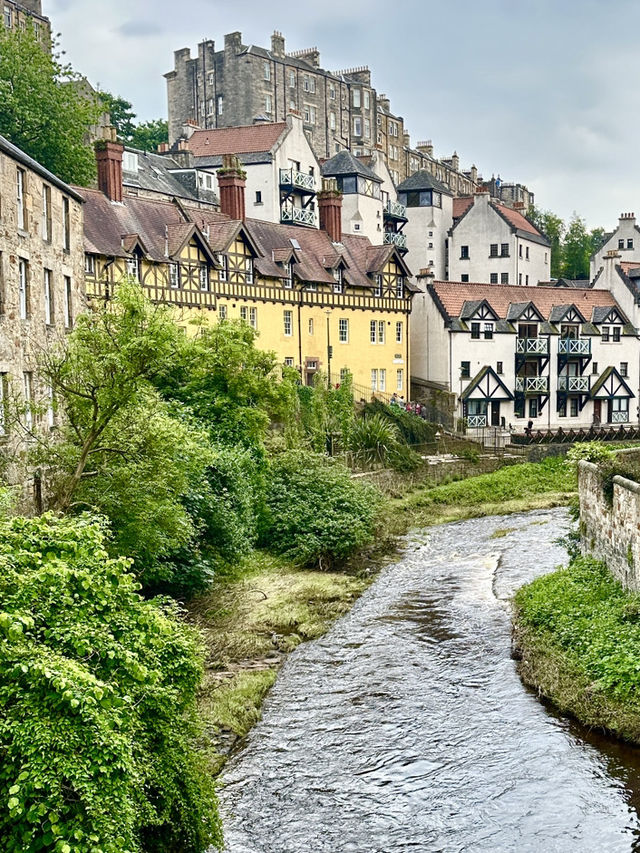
[2,0,51,46]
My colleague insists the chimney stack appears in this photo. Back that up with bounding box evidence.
[271,31,285,57]
[217,154,246,221]
[95,137,124,203]
[318,178,342,243]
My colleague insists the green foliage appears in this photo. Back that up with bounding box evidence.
[599,454,640,506]
[516,555,640,701]
[528,206,565,278]
[261,450,383,568]
[349,413,420,471]
[562,213,592,280]
[566,441,612,469]
[129,119,169,153]
[98,92,136,141]
[294,373,355,453]
[363,398,437,445]
[0,513,222,852]
[0,23,102,184]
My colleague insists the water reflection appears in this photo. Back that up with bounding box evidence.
[219,509,640,852]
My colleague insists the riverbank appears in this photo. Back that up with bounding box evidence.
[514,555,640,743]
[191,455,577,776]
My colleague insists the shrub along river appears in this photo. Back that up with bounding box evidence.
[219,509,640,852]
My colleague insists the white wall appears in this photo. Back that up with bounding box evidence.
[591,215,640,281]
[410,284,450,384]
[341,191,384,242]
[402,194,453,281]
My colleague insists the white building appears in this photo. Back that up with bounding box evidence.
[169,113,321,228]
[396,170,453,280]
[413,278,639,431]
[590,213,640,281]
[448,191,550,286]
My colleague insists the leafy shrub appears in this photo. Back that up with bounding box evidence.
[0,513,221,852]
[349,413,401,468]
[362,398,437,445]
[260,450,383,568]
[599,454,640,506]
[566,441,612,469]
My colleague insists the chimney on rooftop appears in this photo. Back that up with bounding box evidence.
[95,136,124,203]
[317,178,342,244]
[217,154,246,221]
[271,31,285,57]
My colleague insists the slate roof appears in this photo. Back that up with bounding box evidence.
[396,170,452,195]
[0,133,84,203]
[321,150,381,182]
[122,147,218,204]
[186,123,287,157]
[429,281,621,325]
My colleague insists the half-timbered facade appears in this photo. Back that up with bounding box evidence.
[417,279,639,430]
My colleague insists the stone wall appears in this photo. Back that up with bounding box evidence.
[578,450,640,591]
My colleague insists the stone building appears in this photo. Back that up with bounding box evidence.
[0,133,84,489]
[2,0,50,44]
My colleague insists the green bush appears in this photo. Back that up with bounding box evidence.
[349,413,401,468]
[260,451,383,568]
[0,513,221,852]
[362,398,437,445]
[566,441,612,469]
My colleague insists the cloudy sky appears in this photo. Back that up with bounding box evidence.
[48,0,638,229]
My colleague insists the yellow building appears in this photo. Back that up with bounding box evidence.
[78,143,417,399]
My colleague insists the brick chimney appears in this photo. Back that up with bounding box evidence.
[217,154,246,221]
[95,137,124,203]
[318,178,342,243]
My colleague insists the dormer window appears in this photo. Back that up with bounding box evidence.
[284,262,293,289]
[245,257,254,284]
[126,256,140,281]
[374,274,382,297]
[333,267,343,293]
[123,151,139,173]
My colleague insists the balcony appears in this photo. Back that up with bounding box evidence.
[384,199,408,221]
[383,231,407,249]
[557,375,590,393]
[558,338,591,356]
[467,414,487,428]
[515,376,549,393]
[516,337,549,355]
[279,168,316,193]
[281,206,315,227]
[612,411,629,423]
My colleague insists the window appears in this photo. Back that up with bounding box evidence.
[284,357,294,367]
[461,274,469,282]
[525,246,530,260]
[396,276,404,298]
[558,399,567,418]
[42,185,52,241]
[352,88,361,108]
[265,94,272,114]
[396,369,404,391]
[460,245,469,259]
[484,322,494,340]
[525,275,529,286]
[248,307,257,329]
[371,369,378,391]
[370,320,377,344]
[570,397,579,418]
[497,361,503,375]
[63,197,71,252]
[126,256,140,281]
[612,398,629,421]
[303,104,316,124]
[308,317,314,335]
[519,244,523,258]
[489,243,498,257]
[490,273,498,284]
[16,168,26,230]
[44,269,53,325]
[217,95,223,115]
[529,398,538,418]
[601,326,609,342]
[501,243,509,257]
[378,320,385,343]
[18,258,28,320]
[289,70,295,88]
[364,90,370,109]
[169,263,180,289]
[245,257,254,284]
[46,383,55,429]
[545,252,548,264]
[460,361,470,378]
[123,151,138,172]
[333,267,343,293]
[284,262,293,289]
[613,326,621,342]
[23,372,33,430]
[218,304,227,320]
[628,239,634,249]
[395,321,403,343]
[329,84,336,100]
[621,362,628,377]
[471,322,480,339]
[592,361,598,374]
[199,265,209,291]
[519,273,523,285]
[374,275,382,297]
[64,276,72,328]
[379,369,386,392]
[501,273,509,284]
[218,255,228,282]
[329,111,336,131]
[283,310,292,336]
[364,118,370,139]
[339,318,349,343]
[353,117,362,136]
[263,61,271,81]
[4,6,12,28]
[619,239,625,250]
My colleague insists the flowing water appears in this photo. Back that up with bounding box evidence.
[219,509,640,852]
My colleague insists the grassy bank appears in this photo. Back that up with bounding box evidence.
[192,456,577,777]
[514,556,640,743]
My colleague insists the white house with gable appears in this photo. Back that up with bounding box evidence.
[590,213,640,281]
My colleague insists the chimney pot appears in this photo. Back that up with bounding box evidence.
[217,154,246,220]
[95,140,124,203]
[317,178,343,243]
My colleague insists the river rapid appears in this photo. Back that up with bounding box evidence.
[219,508,640,852]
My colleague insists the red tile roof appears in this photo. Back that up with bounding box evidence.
[453,197,473,219]
[493,202,541,237]
[430,280,617,321]
[619,261,640,275]
[187,122,287,157]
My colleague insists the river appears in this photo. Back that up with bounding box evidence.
[219,508,640,852]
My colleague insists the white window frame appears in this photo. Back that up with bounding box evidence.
[396,368,404,391]
[370,320,377,344]
[126,256,140,281]
[352,88,361,108]
[42,184,52,242]
[371,368,378,391]
[379,368,386,392]
[284,309,293,337]
[17,168,25,231]
[169,262,180,289]
[245,257,254,284]
[395,321,403,343]
[64,276,72,329]
[308,318,314,335]
[23,372,33,430]
[44,269,52,325]
[199,264,209,291]
[339,318,349,343]
[84,254,96,275]
[19,258,28,320]
[378,320,385,344]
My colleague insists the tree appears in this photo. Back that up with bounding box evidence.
[129,119,169,153]
[562,214,592,280]
[0,512,222,851]
[528,206,565,279]
[98,91,136,142]
[0,23,101,185]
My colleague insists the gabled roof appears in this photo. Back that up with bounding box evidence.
[461,366,514,401]
[591,366,634,399]
[549,304,587,324]
[341,234,415,286]
[591,305,628,325]
[165,222,219,265]
[123,147,218,205]
[0,134,84,203]
[506,301,544,322]
[186,122,288,157]
[459,298,499,321]
[321,150,381,182]
[451,196,550,246]
[453,197,473,219]
[396,170,452,195]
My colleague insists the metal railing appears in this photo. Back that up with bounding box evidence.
[385,199,407,218]
[281,206,315,227]
[557,375,590,392]
[467,414,488,428]
[612,411,629,423]
[515,376,549,393]
[558,338,591,355]
[516,337,549,355]
[383,231,407,248]
[279,168,315,192]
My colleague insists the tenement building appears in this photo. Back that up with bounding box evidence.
[0,134,84,478]
[1,0,50,42]
[412,277,638,431]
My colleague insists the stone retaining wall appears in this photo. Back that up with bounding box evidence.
[578,449,640,591]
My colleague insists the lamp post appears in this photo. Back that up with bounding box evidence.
[325,307,333,388]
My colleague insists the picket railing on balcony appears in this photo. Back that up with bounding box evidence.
[467,414,488,428]
[557,375,590,392]
[279,168,316,192]
[558,338,591,355]
[516,337,549,355]
[515,376,549,393]
[385,199,407,219]
[383,231,407,248]
[281,206,315,227]
[611,411,629,424]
